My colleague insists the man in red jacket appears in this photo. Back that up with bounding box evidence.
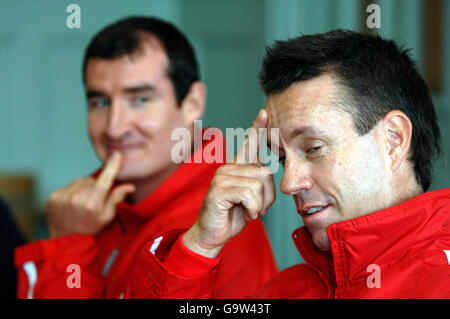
[126,30,450,298]
[14,16,278,299]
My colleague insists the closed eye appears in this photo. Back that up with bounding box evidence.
[307,146,322,153]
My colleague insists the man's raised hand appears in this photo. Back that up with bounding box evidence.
[47,152,136,238]
[182,109,276,258]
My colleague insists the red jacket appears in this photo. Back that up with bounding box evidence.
[128,188,450,298]
[14,132,278,299]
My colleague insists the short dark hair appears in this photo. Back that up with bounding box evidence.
[259,29,442,191]
[83,16,200,105]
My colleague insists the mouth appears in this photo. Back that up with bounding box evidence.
[298,205,329,217]
[107,144,140,155]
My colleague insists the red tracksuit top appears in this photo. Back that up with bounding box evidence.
[14,132,278,299]
[126,188,450,298]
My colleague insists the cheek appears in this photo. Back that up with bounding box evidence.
[134,104,181,137]
[313,155,348,205]
[88,115,104,143]
[136,118,181,146]
[334,139,389,214]
[135,116,161,136]
[87,116,108,161]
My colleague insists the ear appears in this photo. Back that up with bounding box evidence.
[380,110,413,171]
[180,81,206,124]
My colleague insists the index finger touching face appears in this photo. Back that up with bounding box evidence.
[95,151,123,191]
[234,109,269,165]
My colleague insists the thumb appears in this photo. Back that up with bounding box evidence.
[102,183,136,222]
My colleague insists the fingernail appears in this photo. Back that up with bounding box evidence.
[112,151,122,161]
[260,109,269,121]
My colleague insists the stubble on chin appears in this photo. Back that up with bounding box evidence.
[310,229,332,252]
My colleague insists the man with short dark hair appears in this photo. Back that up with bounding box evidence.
[14,16,278,299]
[128,30,450,298]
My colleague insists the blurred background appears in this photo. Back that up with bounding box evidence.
[0,0,448,271]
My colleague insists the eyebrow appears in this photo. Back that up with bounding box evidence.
[289,126,324,139]
[86,90,104,99]
[86,84,157,99]
[266,125,326,152]
[123,84,157,94]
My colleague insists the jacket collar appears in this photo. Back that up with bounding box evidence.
[292,188,450,297]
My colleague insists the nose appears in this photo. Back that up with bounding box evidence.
[280,157,314,195]
[106,99,131,139]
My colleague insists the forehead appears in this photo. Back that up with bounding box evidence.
[85,36,169,90]
[266,73,354,142]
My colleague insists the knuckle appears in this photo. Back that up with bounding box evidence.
[229,163,242,170]
[254,179,264,194]
[241,187,254,200]
[84,199,98,212]
[205,184,220,200]
[216,164,233,174]
[210,177,221,190]
[249,180,264,200]
[255,197,264,213]
[68,193,82,206]
[215,165,226,174]
[211,173,224,185]
[244,185,263,213]
[260,166,273,176]
[248,201,260,216]
[211,173,230,188]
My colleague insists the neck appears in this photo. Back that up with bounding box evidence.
[391,171,424,208]
[395,182,423,207]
